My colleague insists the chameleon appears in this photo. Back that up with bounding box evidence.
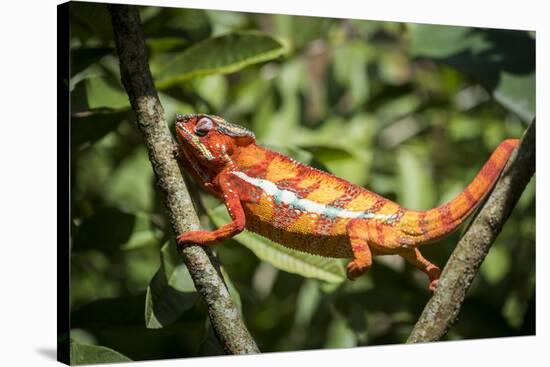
[174,113,519,292]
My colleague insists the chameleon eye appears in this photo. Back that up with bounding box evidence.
[195,117,213,137]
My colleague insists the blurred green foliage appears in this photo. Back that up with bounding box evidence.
[68,2,535,364]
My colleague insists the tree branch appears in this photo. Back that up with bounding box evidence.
[108,5,259,354]
[407,119,535,343]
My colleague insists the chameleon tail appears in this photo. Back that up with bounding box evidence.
[411,139,519,244]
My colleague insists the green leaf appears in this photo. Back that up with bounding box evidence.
[209,205,346,283]
[194,74,228,110]
[294,279,321,327]
[348,304,368,344]
[253,60,303,144]
[73,207,135,254]
[85,74,129,110]
[71,294,151,329]
[481,244,511,285]
[272,14,333,50]
[206,10,248,36]
[396,147,436,210]
[448,114,483,141]
[324,317,358,349]
[503,293,526,329]
[493,71,535,123]
[145,241,198,329]
[409,25,535,122]
[120,212,163,251]
[70,341,131,365]
[221,267,242,314]
[142,7,211,43]
[155,32,287,88]
[375,93,421,125]
[69,329,97,346]
[104,147,155,213]
[199,325,226,356]
[71,110,129,149]
[378,49,412,86]
[70,2,114,44]
[332,42,371,110]
[410,25,486,59]
[70,252,120,305]
[147,37,190,56]
[71,47,112,77]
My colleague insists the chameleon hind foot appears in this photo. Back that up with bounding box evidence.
[426,264,441,293]
[429,278,439,293]
[397,247,441,293]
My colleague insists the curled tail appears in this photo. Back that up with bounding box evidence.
[407,139,519,244]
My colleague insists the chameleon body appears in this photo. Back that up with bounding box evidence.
[175,113,518,292]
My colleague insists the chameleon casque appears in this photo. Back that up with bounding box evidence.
[175,113,519,292]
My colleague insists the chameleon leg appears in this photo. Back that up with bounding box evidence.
[346,220,373,280]
[397,247,441,293]
[177,174,246,248]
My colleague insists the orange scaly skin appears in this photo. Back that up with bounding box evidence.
[175,113,519,292]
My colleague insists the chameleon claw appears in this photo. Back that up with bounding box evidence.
[176,233,193,251]
[426,265,441,294]
[177,230,220,248]
[346,260,370,280]
[428,279,439,294]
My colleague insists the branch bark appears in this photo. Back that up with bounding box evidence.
[407,119,535,343]
[108,5,259,354]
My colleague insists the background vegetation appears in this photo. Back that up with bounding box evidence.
[68,2,535,363]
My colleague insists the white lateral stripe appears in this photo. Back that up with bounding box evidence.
[231,171,398,221]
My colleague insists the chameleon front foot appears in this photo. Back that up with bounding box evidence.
[176,230,219,248]
[397,247,441,293]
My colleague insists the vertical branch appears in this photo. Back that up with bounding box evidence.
[407,120,535,343]
[108,4,259,354]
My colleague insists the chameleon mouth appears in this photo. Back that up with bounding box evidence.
[176,127,212,182]
[176,123,214,161]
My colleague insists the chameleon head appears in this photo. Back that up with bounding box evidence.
[175,113,256,174]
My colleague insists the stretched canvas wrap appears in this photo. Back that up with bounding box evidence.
[58,1,536,365]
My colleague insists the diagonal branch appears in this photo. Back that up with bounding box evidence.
[108,4,259,354]
[407,119,535,343]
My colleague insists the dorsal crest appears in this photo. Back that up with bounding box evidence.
[210,115,256,139]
